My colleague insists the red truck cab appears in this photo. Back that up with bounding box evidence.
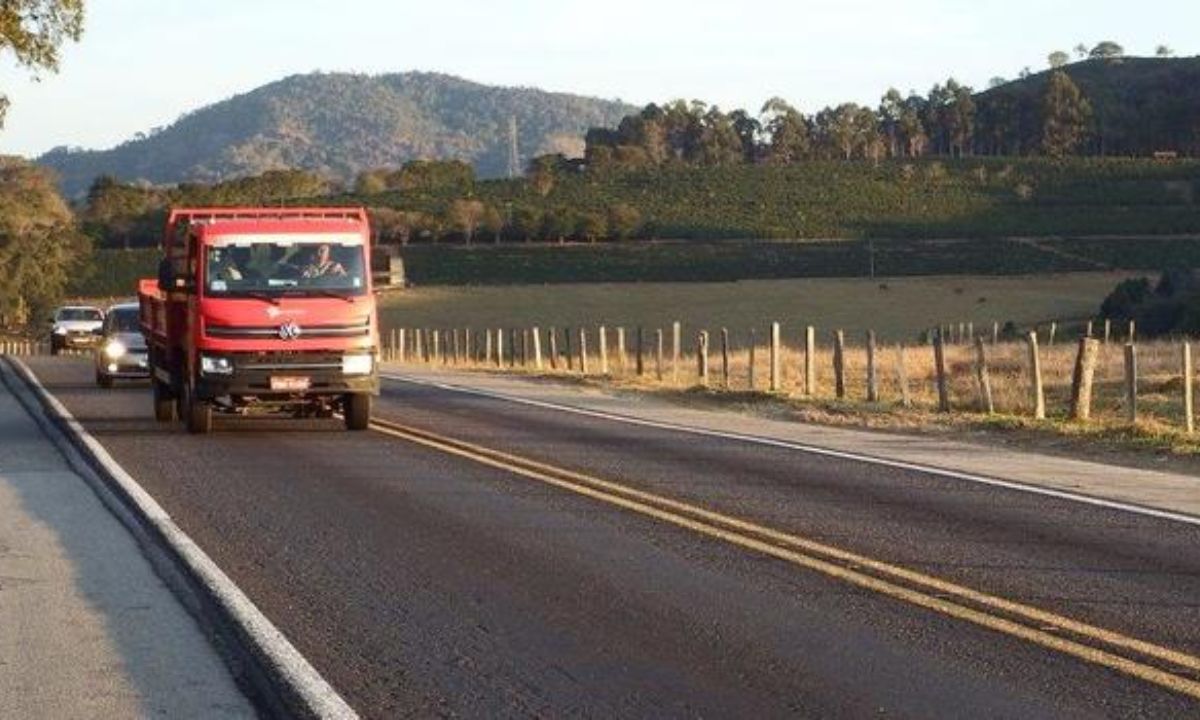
[139,207,379,433]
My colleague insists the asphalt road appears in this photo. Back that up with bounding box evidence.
[23,356,1200,718]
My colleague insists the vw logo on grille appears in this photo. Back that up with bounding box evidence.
[278,321,303,340]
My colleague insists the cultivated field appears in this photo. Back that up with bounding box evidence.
[379,272,1133,344]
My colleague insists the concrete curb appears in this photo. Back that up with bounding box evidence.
[0,356,358,720]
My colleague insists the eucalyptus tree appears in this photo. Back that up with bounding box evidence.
[0,0,85,127]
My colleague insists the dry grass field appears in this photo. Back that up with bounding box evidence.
[379,272,1134,344]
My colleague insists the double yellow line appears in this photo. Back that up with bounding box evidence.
[369,416,1200,700]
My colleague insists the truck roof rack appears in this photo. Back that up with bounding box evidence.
[166,206,368,231]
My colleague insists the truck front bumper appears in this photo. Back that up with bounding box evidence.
[195,351,379,400]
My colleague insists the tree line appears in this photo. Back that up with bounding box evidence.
[578,43,1198,171]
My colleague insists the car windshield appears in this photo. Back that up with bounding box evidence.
[106,308,140,333]
[58,308,103,321]
[205,241,366,297]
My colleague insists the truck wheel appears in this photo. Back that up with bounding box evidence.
[343,393,371,431]
[50,340,61,356]
[96,370,114,389]
[153,381,176,422]
[183,384,213,434]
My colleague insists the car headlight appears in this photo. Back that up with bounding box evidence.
[200,354,234,376]
[103,340,127,360]
[342,353,373,376]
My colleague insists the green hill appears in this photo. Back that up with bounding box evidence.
[38,71,636,196]
[976,57,1200,156]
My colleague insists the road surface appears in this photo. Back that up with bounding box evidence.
[22,356,1200,718]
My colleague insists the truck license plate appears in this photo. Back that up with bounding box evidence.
[270,376,311,391]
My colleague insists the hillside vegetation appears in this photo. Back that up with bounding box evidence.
[39,72,635,196]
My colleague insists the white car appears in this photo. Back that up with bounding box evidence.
[50,305,105,355]
[93,303,150,387]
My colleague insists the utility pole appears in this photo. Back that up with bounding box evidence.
[507,116,520,179]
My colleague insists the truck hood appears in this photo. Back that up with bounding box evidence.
[199,297,375,348]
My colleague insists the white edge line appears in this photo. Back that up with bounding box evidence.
[3,357,358,720]
[382,371,1200,529]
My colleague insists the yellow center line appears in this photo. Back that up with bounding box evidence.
[369,418,1200,700]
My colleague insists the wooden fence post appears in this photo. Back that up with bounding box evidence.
[636,326,644,376]
[974,336,994,414]
[721,328,731,389]
[655,329,664,381]
[1027,331,1045,420]
[934,329,950,412]
[1129,320,1136,343]
[1124,343,1137,424]
[992,321,999,345]
[671,321,681,385]
[866,330,879,402]
[1085,320,1093,338]
[967,321,974,343]
[698,331,709,387]
[748,329,758,391]
[564,327,573,371]
[599,325,609,376]
[616,327,626,374]
[1048,321,1057,346]
[896,344,911,408]
[509,328,519,367]
[770,322,782,392]
[832,330,846,399]
[1184,342,1195,434]
[579,328,589,375]
[1069,337,1100,421]
[804,326,816,397]
[398,328,407,362]
[485,329,493,365]
[520,329,529,367]
[1104,319,1112,344]
[533,327,543,370]
[465,328,473,363]
[549,327,559,370]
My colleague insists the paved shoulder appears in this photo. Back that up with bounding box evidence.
[0,362,255,719]
[384,365,1200,519]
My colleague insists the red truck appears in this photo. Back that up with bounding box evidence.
[139,207,380,434]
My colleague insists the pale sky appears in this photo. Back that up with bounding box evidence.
[0,0,1196,158]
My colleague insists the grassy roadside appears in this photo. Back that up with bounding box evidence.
[383,326,1200,476]
[398,361,1200,477]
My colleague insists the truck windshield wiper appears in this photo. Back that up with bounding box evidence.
[240,291,281,306]
[285,288,356,303]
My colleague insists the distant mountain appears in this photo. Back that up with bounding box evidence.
[39,71,637,196]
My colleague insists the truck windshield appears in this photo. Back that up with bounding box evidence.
[205,242,366,298]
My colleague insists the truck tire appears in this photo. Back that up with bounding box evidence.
[153,381,176,422]
[96,370,114,389]
[50,340,61,356]
[183,384,213,434]
[343,393,371,431]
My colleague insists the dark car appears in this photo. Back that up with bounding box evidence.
[94,303,149,387]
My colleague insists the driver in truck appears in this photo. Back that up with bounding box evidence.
[302,243,346,278]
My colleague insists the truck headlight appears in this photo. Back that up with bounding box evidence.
[200,354,234,376]
[342,353,373,376]
[53,327,67,335]
[103,340,127,360]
